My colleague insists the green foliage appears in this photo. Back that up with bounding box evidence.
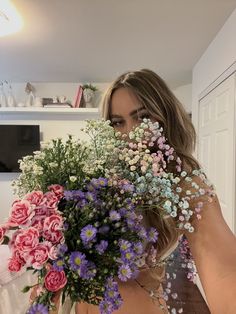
[82,83,97,91]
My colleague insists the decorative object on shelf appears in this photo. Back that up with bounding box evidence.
[82,83,98,108]
[73,85,83,108]
[0,82,7,107]
[5,80,16,107]
[25,82,35,107]
[59,95,67,103]
[34,96,43,107]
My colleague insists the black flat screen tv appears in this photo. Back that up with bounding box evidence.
[0,125,40,172]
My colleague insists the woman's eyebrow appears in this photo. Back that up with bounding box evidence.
[130,106,146,117]
[110,114,122,119]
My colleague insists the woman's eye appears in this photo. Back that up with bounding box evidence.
[138,113,150,121]
[111,120,124,127]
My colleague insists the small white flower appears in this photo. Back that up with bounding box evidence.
[69,176,77,182]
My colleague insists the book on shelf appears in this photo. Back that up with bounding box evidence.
[43,103,72,108]
[73,85,84,108]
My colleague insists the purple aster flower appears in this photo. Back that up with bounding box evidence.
[121,249,135,263]
[27,303,48,314]
[118,207,127,217]
[130,263,139,279]
[99,299,113,314]
[74,190,85,199]
[95,240,108,254]
[105,288,120,300]
[85,192,97,202]
[87,182,97,192]
[138,226,148,240]
[126,211,137,220]
[105,277,118,290]
[109,210,121,221]
[69,251,87,271]
[64,190,86,202]
[126,218,136,229]
[121,183,135,193]
[80,225,97,244]
[98,225,110,234]
[76,198,88,208]
[63,222,69,230]
[80,261,97,279]
[112,296,123,311]
[119,239,132,252]
[53,258,65,271]
[63,190,74,201]
[133,242,144,255]
[148,227,159,243]
[97,177,108,187]
[58,244,68,255]
[118,264,132,281]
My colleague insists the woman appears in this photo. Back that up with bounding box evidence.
[75,69,236,314]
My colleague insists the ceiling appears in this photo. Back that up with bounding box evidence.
[1,0,236,88]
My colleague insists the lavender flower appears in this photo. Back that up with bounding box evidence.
[137,226,148,240]
[133,242,144,255]
[119,239,132,252]
[98,225,110,234]
[121,249,135,263]
[99,299,113,314]
[97,177,108,187]
[85,192,97,202]
[69,251,87,271]
[109,210,121,221]
[53,258,65,271]
[95,240,108,254]
[118,264,132,281]
[80,261,97,279]
[64,190,85,201]
[58,244,68,255]
[27,303,48,314]
[80,225,97,244]
[118,207,127,217]
[147,227,159,243]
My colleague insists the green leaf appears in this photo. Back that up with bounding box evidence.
[21,285,32,293]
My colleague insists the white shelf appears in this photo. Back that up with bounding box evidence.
[0,107,99,114]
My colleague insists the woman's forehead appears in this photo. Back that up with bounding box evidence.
[110,88,142,116]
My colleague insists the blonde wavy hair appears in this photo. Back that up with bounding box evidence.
[101,69,200,262]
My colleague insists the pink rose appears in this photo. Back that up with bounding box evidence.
[15,227,39,252]
[48,245,59,260]
[31,216,44,233]
[0,225,7,244]
[43,215,64,244]
[44,269,67,292]
[13,249,26,264]
[43,192,59,210]
[27,244,49,269]
[8,257,23,272]
[24,191,44,206]
[8,200,34,227]
[48,184,64,200]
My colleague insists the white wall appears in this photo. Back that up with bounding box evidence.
[173,84,192,113]
[192,8,236,136]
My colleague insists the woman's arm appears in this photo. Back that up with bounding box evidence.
[186,195,236,314]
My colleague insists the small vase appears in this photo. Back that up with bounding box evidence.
[83,89,95,108]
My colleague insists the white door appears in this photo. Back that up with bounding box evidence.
[198,73,236,233]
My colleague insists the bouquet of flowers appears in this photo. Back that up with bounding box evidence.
[0,119,214,314]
